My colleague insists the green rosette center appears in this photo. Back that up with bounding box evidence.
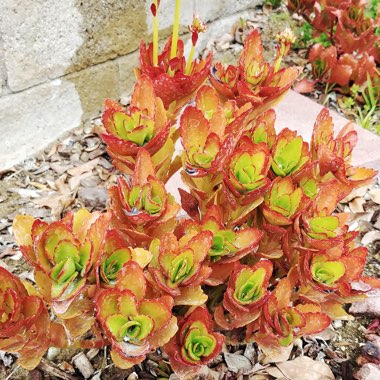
[182,322,216,362]
[113,111,154,146]
[311,261,345,285]
[234,267,266,304]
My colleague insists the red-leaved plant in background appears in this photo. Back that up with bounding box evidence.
[288,0,380,94]
[5,1,380,376]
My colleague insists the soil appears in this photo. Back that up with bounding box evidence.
[0,3,379,380]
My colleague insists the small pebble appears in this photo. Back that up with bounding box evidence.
[46,347,60,361]
[127,372,139,380]
[72,352,95,379]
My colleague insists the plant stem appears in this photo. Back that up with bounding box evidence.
[274,55,282,73]
[153,0,159,66]
[185,44,195,75]
[170,0,181,60]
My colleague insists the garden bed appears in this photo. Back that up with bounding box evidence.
[0,120,379,380]
[1,2,380,380]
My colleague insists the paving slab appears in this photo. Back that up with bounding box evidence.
[275,90,380,170]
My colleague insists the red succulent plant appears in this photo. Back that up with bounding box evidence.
[165,306,224,376]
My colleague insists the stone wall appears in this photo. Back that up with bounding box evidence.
[0,0,262,171]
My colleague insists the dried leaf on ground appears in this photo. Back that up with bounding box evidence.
[368,189,380,205]
[224,352,253,373]
[361,231,380,246]
[293,79,315,94]
[67,158,100,177]
[33,193,74,219]
[261,344,294,364]
[275,356,334,380]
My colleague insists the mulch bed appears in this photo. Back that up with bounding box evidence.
[1,3,379,380]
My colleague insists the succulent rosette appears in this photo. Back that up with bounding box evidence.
[334,52,377,86]
[295,182,349,249]
[179,85,263,212]
[181,205,262,265]
[308,44,353,87]
[13,209,109,313]
[299,214,349,250]
[245,108,277,148]
[165,306,224,376]
[209,62,239,99]
[100,75,174,179]
[0,268,53,369]
[96,229,152,288]
[300,252,346,293]
[146,231,213,305]
[179,104,234,178]
[262,177,306,226]
[223,138,271,206]
[271,128,310,178]
[109,149,179,243]
[253,278,331,348]
[298,231,369,298]
[211,29,299,109]
[258,224,289,260]
[138,37,212,110]
[96,261,177,369]
[309,108,377,194]
[334,2,379,57]
[214,260,273,330]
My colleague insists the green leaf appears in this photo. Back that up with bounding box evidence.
[103,248,131,281]
[311,261,345,285]
[106,314,130,341]
[300,178,317,199]
[169,250,194,285]
[120,315,154,341]
[309,216,339,238]
[234,267,266,304]
[234,153,251,176]
[54,241,80,264]
[50,258,77,285]
[128,186,141,208]
[183,323,216,362]
[253,125,268,144]
[51,272,79,299]
[273,137,303,176]
[114,112,130,139]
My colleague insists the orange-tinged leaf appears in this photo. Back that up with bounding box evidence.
[115,261,146,300]
[174,285,208,306]
[298,312,331,335]
[131,75,156,117]
[273,278,292,310]
[321,301,354,320]
[134,149,157,185]
[13,215,35,248]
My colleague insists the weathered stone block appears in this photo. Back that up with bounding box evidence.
[0,0,83,91]
[0,0,147,92]
[66,60,120,121]
[117,51,139,96]
[0,80,83,171]
[145,0,262,33]
[0,37,6,96]
[67,0,147,72]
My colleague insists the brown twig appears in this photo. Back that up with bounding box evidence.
[37,359,79,380]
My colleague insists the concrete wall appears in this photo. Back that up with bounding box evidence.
[0,0,262,171]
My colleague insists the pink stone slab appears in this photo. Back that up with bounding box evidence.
[167,90,380,203]
[275,91,380,170]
